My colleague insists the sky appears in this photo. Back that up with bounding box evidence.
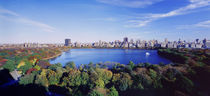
[0,0,210,43]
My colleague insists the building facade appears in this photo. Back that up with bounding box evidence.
[65,39,71,46]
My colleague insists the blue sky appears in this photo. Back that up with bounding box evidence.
[0,0,210,43]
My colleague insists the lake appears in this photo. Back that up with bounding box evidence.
[49,49,171,66]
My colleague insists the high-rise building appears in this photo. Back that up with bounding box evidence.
[123,37,128,43]
[203,38,207,44]
[130,39,134,44]
[205,40,210,48]
[178,38,181,44]
[164,38,168,44]
[196,39,199,44]
[65,39,71,46]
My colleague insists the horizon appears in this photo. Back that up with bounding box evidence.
[0,37,208,44]
[0,0,210,43]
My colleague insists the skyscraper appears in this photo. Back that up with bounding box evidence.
[123,37,128,43]
[130,39,134,44]
[65,39,71,46]
[203,38,206,44]
[164,38,168,44]
[196,39,199,44]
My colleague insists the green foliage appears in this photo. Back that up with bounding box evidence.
[35,69,49,87]
[1,48,208,96]
[112,72,133,91]
[128,61,135,70]
[148,69,157,79]
[88,90,104,96]
[89,72,103,88]
[19,73,35,85]
[108,86,119,96]
[80,72,89,85]
[18,61,33,74]
[48,63,62,71]
[61,69,89,87]
[176,75,194,93]
[96,68,113,85]
[136,74,153,88]
[89,68,113,88]
[34,65,41,70]
[158,49,189,64]
[65,61,76,69]
[79,64,83,71]
[3,59,16,72]
[64,69,82,86]
[144,63,151,68]
[164,68,179,82]
[13,56,22,65]
[47,69,61,85]
[148,69,162,88]
[95,79,105,88]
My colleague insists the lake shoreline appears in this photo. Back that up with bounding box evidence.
[42,52,63,60]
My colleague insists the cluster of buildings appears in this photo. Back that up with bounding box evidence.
[65,37,210,49]
[0,37,209,49]
[0,43,64,49]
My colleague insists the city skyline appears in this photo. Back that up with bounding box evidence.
[1,37,210,49]
[0,37,209,44]
[0,0,210,43]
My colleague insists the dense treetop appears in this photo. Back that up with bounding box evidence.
[0,48,210,96]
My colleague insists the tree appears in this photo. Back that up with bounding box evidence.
[18,61,33,74]
[132,74,144,90]
[135,73,153,89]
[144,63,151,68]
[65,61,76,69]
[19,73,35,85]
[175,75,194,93]
[89,72,103,88]
[61,69,85,87]
[34,65,41,70]
[88,90,104,96]
[79,64,84,71]
[47,69,61,85]
[128,61,135,70]
[164,68,180,82]
[88,62,94,68]
[13,55,22,65]
[35,69,49,87]
[80,72,89,85]
[3,59,16,72]
[48,63,62,71]
[89,68,113,88]
[112,72,133,91]
[95,68,113,85]
[148,69,157,79]
[108,86,119,96]
[148,69,162,88]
